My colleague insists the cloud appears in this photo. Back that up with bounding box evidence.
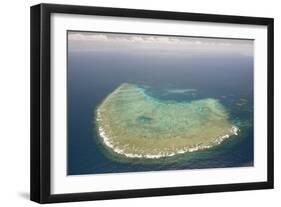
[68,31,253,56]
[68,33,109,41]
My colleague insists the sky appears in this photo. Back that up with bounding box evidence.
[68,31,253,57]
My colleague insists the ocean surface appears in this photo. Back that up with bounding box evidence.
[67,46,254,175]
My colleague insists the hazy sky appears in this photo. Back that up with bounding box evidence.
[68,31,253,56]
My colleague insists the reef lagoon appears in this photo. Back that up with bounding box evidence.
[96,83,239,159]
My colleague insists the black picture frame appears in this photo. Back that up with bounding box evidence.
[30,3,274,204]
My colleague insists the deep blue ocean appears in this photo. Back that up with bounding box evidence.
[67,48,254,175]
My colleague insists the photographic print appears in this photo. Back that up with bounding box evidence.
[67,31,254,175]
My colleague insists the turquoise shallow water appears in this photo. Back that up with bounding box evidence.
[67,50,253,175]
[96,83,238,159]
